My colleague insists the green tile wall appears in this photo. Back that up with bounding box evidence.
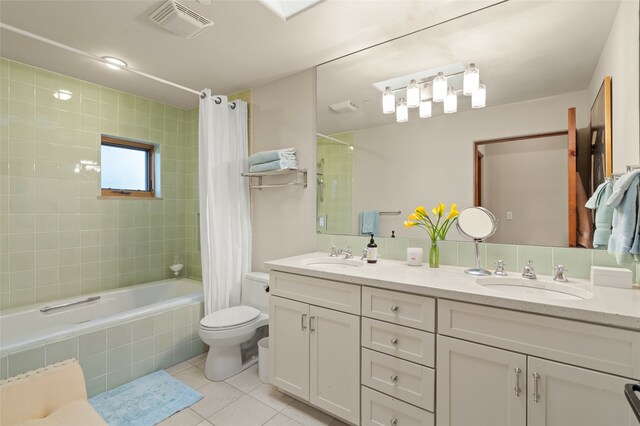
[0,58,202,311]
[317,132,354,234]
[317,234,635,281]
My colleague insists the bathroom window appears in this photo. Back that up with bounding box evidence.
[101,135,156,198]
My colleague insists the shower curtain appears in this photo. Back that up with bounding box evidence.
[198,89,251,314]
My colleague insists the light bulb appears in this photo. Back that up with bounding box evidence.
[382,86,395,114]
[444,87,457,114]
[463,63,480,96]
[472,84,486,108]
[53,89,72,101]
[396,98,408,123]
[406,79,420,108]
[432,72,447,103]
[419,100,432,118]
[102,56,127,70]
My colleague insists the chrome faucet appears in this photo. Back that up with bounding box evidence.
[552,265,569,282]
[341,245,353,259]
[494,260,507,276]
[522,260,537,279]
[329,246,340,257]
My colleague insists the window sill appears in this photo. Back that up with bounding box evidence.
[98,196,165,200]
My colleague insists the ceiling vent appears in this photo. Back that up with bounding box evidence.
[149,0,213,38]
[329,100,359,114]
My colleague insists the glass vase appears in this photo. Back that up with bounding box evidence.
[429,239,440,268]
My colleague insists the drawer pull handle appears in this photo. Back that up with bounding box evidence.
[390,418,398,425]
[532,372,540,403]
[390,374,398,383]
[310,315,316,332]
[301,313,307,331]
[390,337,399,345]
[391,305,399,312]
[514,367,521,397]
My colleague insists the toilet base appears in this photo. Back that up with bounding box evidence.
[203,344,258,381]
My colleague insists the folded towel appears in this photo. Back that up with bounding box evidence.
[606,170,640,208]
[360,210,379,236]
[249,159,298,173]
[248,148,296,166]
[607,175,639,265]
[586,181,614,248]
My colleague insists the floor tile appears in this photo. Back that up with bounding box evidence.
[166,360,192,376]
[249,383,294,412]
[224,364,262,393]
[195,422,213,426]
[281,400,334,426]
[264,413,303,426]
[206,394,277,426]
[174,366,213,390]
[188,353,207,364]
[195,359,206,370]
[157,408,205,426]
[189,380,244,418]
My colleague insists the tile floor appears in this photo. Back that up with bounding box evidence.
[159,354,348,426]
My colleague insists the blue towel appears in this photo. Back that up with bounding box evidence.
[360,210,379,236]
[607,175,640,265]
[249,159,298,173]
[248,148,296,166]
[586,181,613,248]
[606,170,640,207]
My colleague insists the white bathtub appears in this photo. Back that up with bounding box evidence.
[0,278,203,355]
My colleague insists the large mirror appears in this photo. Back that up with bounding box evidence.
[316,0,639,247]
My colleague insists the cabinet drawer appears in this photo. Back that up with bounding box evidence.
[362,386,434,426]
[362,318,435,367]
[362,348,434,411]
[439,299,640,379]
[362,287,435,332]
[270,271,361,314]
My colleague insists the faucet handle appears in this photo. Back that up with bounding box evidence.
[494,260,507,276]
[329,246,340,257]
[552,265,569,282]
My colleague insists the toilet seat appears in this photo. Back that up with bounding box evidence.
[200,306,261,331]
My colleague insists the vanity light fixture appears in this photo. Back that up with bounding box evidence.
[419,100,432,118]
[444,87,457,113]
[472,83,487,108]
[463,63,480,95]
[432,72,448,103]
[53,89,72,101]
[102,56,128,70]
[406,79,420,108]
[382,86,395,114]
[396,98,408,123]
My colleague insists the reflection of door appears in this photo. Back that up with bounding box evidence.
[567,108,577,247]
[475,151,484,206]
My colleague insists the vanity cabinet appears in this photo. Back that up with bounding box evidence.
[269,272,361,425]
[437,300,640,426]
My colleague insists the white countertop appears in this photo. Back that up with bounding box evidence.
[265,252,640,330]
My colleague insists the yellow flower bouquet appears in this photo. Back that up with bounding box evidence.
[404,203,459,267]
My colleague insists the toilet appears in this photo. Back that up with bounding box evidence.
[199,272,269,381]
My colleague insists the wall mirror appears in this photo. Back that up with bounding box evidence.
[316,0,639,248]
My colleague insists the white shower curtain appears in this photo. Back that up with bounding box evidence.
[198,89,251,315]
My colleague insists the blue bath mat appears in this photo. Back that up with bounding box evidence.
[89,370,202,426]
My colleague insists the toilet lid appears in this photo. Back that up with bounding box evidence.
[200,306,261,330]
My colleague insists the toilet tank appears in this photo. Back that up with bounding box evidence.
[241,272,270,314]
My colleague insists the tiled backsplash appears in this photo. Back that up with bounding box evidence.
[317,233,636,281]
[0,58,202,311]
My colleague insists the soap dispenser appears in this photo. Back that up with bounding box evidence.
[367,234,378,264]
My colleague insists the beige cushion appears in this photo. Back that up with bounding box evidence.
[20,400,106,426]
[0,359,106,426]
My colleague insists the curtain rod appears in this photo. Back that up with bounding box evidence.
[0,22,202,96]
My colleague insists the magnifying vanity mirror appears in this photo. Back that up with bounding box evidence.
[316,0,639,248]
[456,207,498,276]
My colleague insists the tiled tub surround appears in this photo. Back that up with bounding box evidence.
[0,278,206,396]
[0,57,202,312]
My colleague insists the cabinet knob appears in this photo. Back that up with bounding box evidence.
[391,305,399,312]
[390,374,398,382]
[390,337,399,345]
[390,418,398,426]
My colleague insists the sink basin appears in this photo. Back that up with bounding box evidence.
[475,277,593,301]
[303,257,365,268]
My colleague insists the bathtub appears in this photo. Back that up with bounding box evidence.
[0,278,205,395]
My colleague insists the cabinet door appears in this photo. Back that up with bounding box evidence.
[309,305,360,425]
[269,296,309,400]
[437,335,526,426]
[528,357,638,426]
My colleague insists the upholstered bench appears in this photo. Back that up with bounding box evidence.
[0,358,106,426]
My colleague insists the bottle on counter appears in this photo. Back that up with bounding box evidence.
[367,234,378,264]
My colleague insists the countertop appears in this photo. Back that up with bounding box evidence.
[265,252,640,331]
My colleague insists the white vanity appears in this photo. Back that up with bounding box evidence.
[266,253,640,426]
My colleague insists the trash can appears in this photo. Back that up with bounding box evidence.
[258,337,269,383]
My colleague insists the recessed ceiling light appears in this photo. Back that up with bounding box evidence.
[102,56,128,70]
[53,89,72,101]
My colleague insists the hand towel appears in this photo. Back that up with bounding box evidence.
[249,159,298,173]
[606,170,640,208]
[248,148,296,166]
[607,175,639,265]
[586,181,614,248]
[360,210,379,236]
